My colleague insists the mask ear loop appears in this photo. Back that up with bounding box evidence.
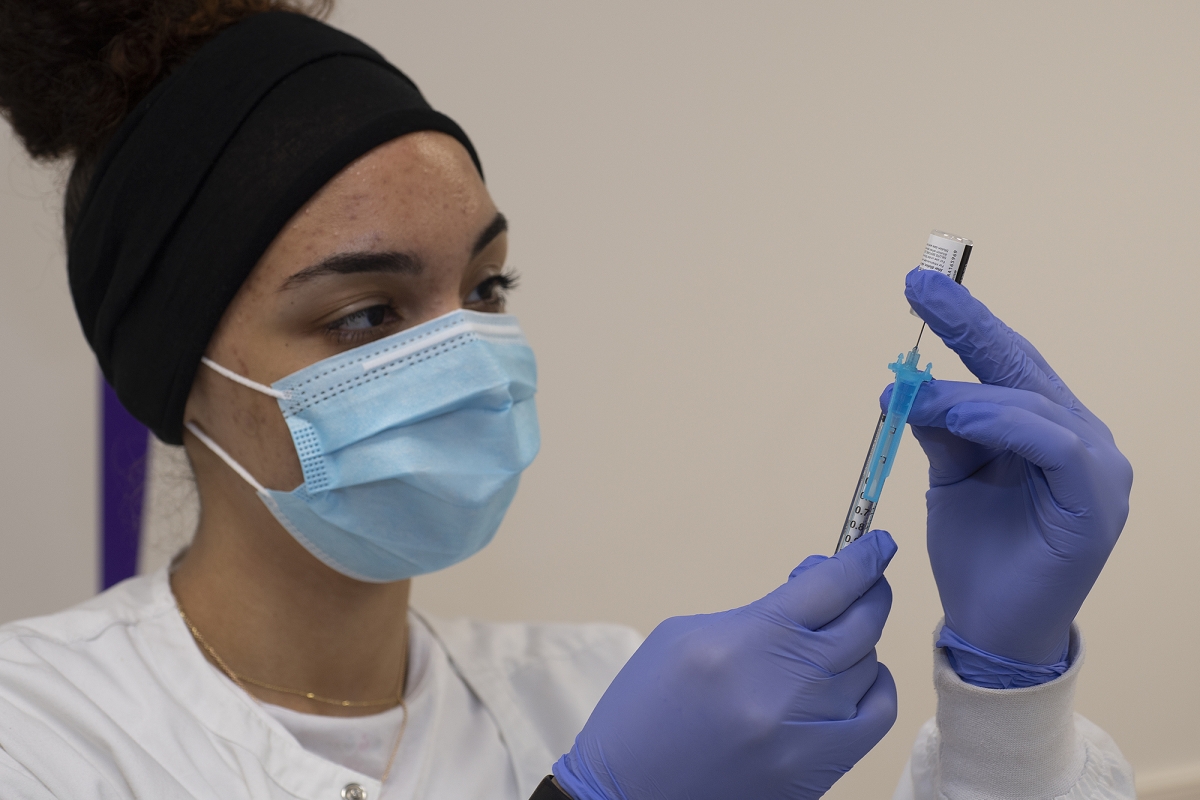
[184,421,268,495]
[189,358,296,494]
[200,357,288,399]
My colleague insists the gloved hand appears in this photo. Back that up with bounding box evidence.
[899,268,1133,665]
[553,530,899,800]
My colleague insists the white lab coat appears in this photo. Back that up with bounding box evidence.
[0,569,1133,799]
[893,626,1135,799]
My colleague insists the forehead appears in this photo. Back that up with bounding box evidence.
[316,132,484,214]
[262,132,494,273]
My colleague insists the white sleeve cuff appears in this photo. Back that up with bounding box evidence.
[900,622,1135,800]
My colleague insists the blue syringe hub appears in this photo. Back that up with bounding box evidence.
[862,347,933,503]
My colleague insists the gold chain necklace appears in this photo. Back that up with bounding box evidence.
[178,606,409,783]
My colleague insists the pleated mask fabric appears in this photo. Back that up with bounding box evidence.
[67,11,482,443]
[186,309,540,582]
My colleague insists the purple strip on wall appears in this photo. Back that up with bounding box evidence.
[101,379,149,590]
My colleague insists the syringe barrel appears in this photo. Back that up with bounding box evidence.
[836,412,885,554]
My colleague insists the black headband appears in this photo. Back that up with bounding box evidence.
[68,12,482,444]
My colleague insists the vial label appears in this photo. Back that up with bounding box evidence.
[917,230,973,283]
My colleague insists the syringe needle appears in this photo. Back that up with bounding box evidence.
[914,322,927,350]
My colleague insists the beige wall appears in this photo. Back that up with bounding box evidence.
[0,155,96,621]
[2,2,1197,797]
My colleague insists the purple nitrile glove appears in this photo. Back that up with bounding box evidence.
[895,268,1133,667]
[554,530,899,800]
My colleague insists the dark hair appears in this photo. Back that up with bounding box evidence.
[0,0,334,238]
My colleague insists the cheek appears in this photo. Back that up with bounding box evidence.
[189,369,305,492]
[239,394,305,491]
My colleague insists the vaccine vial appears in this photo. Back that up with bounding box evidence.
[911,230,972,315]
[919,230,972,282]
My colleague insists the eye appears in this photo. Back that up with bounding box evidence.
[336,305,389,330]
[326,304,399,344]
[466,270,519,309]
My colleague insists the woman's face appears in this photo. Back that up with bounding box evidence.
[183,131,510,492]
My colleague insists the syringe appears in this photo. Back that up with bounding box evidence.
[834,343,933,553]
[833,230,972,554]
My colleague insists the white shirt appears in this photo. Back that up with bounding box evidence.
[0,569,1134,800]
[262,615,519,798]
[0,569,639,799]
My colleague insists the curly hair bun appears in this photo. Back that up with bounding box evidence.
[0,0,332,163]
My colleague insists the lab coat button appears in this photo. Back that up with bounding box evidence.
[341,784,367,800]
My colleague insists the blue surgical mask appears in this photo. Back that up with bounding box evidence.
[186,309,540,582]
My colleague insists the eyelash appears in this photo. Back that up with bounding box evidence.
[467,269,520,307]
[323,269,520,346]
[325,304,401,345]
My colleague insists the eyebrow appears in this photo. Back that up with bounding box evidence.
[280,250,422,291]
[280,211,507,291]
[473,212,508,257]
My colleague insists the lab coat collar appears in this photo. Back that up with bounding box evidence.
[140,568,384,800]
[413,609,557,798]
[139,569,554,800]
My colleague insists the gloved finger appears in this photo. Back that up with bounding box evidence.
[808,576,892,674]
[884,380,1091,484]
[790,649,881,723]
[905,269,1076,408]
[789,554,828,580]
[882,383,999,479]
[909,422,999,485]
[905,380,1091,438]
[836,662,898,750]
[774,530,897,631]
[1009,327,1073,397]
[945,401,1094,513]
[1008,323,1114,438]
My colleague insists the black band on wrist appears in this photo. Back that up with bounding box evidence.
[530,775,573,800]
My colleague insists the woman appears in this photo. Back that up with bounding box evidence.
[0,2,1136,798]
